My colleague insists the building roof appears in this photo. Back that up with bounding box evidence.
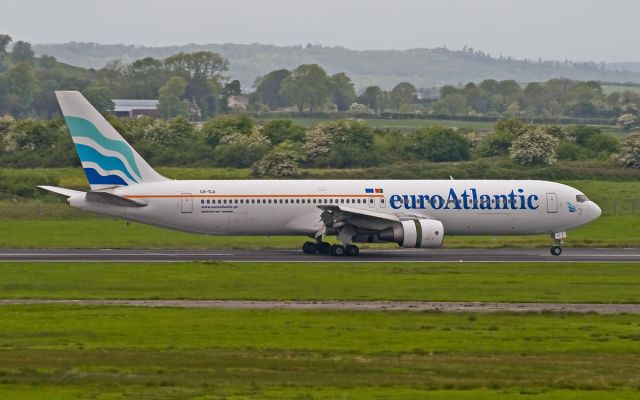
[113,99,159,112]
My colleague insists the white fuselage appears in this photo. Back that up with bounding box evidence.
[68,179,601,238]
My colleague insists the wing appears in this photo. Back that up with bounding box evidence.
[316,205,401,240]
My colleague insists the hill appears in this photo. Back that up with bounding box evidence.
[33,42,640,90]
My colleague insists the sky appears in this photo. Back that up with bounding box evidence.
[2,0,638,62]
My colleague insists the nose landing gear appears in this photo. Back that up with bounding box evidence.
[550,232,566,256]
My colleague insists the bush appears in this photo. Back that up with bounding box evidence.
[214,132,271,168]
[476,130,515,157]
[411,126,471,162]
[510,127,559,165]
[302,119,375,167]
[261,119,305,145]
[201,114,255,147]
[612,133,640,168]
[252,141,305,178]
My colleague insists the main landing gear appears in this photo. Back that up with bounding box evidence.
[302,241,360,257]
[550,232,566,256]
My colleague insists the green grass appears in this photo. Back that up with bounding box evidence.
[0,214,637,249]
[602,84,640,95]
[1,262,640,303]
[0,305,639,399]
[280,116,498,132]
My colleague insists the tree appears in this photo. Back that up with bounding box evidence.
[0,34,11,67]
[612,133,640,168]
[82,86,114,113]
[121,57,170,99]
[252,69,291,109]
[411,126,471,162]
[330,73,356,112]
[11,41,34,64]
[510,128,559,165]
[163,52,228,119]
[280,64,331,113]
[3,63,38,111]
[158,76,188,118]
[164,51,229,80]
[432,94,467,115]
[390,82,417,109]
[0,34,11,55]
[220,80,242,114]
[358,86,383,113]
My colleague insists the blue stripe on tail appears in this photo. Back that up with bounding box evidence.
[75,144,138,183]
[83,168,129,186]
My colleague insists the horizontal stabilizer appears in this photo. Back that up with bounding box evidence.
[38,185,84,197]
[85,191,147,208]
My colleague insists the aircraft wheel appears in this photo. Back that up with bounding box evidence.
[550,246,562,256]
[302,241,318,254]
[345,244,360,257]
[330,244,345,256]
[318,242,332,255]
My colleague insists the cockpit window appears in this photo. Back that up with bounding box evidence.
[576,194,588,203]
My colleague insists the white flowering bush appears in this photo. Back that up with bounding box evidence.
[252,142,305,177]
[509,127,559,165]
[617,113,637,130]
[612,133,640,168]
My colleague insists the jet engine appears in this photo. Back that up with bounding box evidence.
[378,219,444,248]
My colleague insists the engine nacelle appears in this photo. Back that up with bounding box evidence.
[379,219,444,248]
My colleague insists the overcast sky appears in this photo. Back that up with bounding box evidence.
[2,0,638,62]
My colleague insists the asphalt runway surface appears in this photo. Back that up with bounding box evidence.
[1,299,639,314]
[1,248,639,262]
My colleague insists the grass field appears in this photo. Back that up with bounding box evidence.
[264,116,631,138]
[281,116,499,132]
[1,261,639,303]
[602,84,640,96]
[0,304,639,399]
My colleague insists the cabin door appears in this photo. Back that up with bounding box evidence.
[181,193,193,213]
[546,192,558,213]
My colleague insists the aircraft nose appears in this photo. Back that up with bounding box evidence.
[591,202,602,219]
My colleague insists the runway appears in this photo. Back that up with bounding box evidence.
[1,248,639,262]
[1,299,638,314]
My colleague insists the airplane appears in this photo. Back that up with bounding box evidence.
[39,91,602,257]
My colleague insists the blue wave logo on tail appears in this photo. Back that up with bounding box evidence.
[65,116,140,186]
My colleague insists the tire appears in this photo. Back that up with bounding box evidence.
[318,242,331,255]
[550,246,562,256]
[302,241,318,254]
[330,244,345,256]
[346,245,360,257]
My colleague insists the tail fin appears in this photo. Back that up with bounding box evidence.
[55,91,167,190]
